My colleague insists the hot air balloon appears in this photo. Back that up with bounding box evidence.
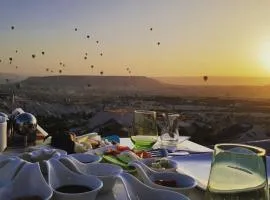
[84,56,87,60]
[100,71,104,75]
[63,64,65,67]
[11,26,14,30]
[59,69,62,74]
[51,70,54,73]
[150,27,153,31]
[203,76,208,82]
[46,68,49,72]
[157,42,160,46]
[59,62,62,66]
[41,51,45,55]
[90,65,94,69]
[85,52,88,56]
[9,57,12,61]
[126,67,129,71]
[32,54,36,59]
[15,50,18,53]
[75,28,78,31]
[87,35,90,39]
[96,41,99,44]
[0,59,2,63]
[100,53,103,56]
[15,66,18,69]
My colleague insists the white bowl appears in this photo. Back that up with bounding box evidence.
[0,162,53,200]
[59,156,122,194]
[46,158,103,200]
[120,172,190,200]
[142,158,178,172]
[69,153,101,164]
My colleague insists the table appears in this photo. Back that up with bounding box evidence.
[1,137,211,199]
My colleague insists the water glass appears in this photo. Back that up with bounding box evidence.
[130,110,158,150]
[205,143,269,200]
[160,113,180,146]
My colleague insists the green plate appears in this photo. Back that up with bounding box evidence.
[102,155,136,173]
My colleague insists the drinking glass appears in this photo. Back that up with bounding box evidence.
[205,143,269,200]
[160,113,180,146]
[130,110,158,150]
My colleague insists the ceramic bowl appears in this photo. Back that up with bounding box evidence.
[69,153,102,164]
[120,172,190,200]
[142,158,178,172]
[46,158,103,200]
[0,162,53,200]
[59,156,122,194]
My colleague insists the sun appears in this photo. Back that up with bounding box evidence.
[259,42,270,70]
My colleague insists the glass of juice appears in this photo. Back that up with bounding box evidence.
[205,143,269,200]
[130,110,158,150]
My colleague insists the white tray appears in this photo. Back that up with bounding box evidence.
[172,153,270,190]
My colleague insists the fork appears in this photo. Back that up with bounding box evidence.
[147,148,211,157]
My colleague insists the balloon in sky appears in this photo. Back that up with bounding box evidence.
[85,52,88,56]
[100,71,104,75]
[150,27,153,31]
[203,76,208,82]
[63,64,65,67]
[9,57,12,61]
[96,41,99,44]
[46,68,49,72]
[157,42,160,46]
[90,65,94,69]
[15,66,18,69]
[11,26,14,30]
[75,28,78,31]
[59,69,62,74]
[41,51,45,55]
[15,50,18,53]
[59,62,62,66]
[100,53,103,56]
[84,56,87,60]
[32,54,36,59]
[0,59,2,63]
[87,35,90,39]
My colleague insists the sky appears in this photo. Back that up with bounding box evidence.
[0,0,270,77]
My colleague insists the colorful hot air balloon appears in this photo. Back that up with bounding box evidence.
[203,76,208,82]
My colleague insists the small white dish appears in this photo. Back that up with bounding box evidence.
[0,162,53,200]
[0,157,24,188]
[142,158,178,172]
[69,153,102,164]
[130,160,196,196]
[46,158,103,200]
[59,156,122,194]
[120,172,190,200]
[19,148,67,163]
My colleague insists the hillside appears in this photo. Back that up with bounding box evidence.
[21,75,164,90]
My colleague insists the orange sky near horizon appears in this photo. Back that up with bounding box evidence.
[0,1,270,77]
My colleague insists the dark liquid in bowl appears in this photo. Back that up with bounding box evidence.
[56,185,92,193]
[13,196,43,200]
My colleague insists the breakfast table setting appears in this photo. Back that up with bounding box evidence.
[1,109,270,200]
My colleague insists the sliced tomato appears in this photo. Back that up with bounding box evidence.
[116,145,131,152]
